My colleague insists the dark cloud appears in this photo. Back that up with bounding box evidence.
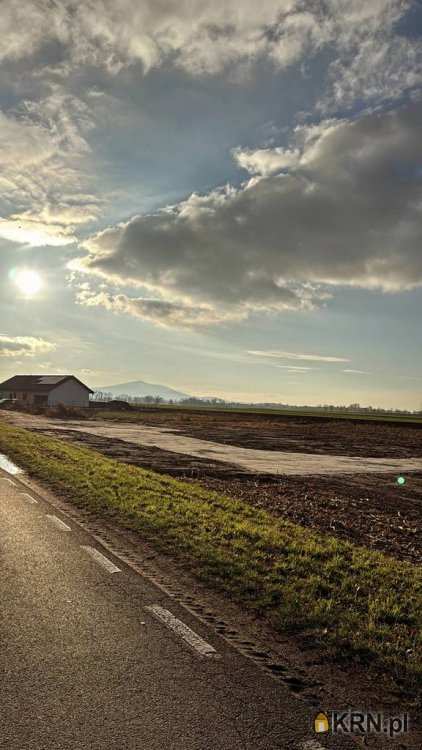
[74,102,422,326]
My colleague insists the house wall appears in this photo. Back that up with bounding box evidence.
[0,390,14,400]
[48,379,90,407]
[0,390,37,403]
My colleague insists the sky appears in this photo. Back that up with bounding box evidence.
[0,0,422,408]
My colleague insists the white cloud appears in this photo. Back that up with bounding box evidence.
[0,89,101,246]
[323,34,422,111]
[0,0,417,111]
[0,1,321,74]
[233,146,301,176]
[275,365,313,371]
[250,351,350,363]
[0,335,56,358]
[343,369,370,375]
[72,102,422,327]
[75,289,239,328]
[0,110,54,166]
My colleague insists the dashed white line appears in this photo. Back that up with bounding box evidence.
[81,545,121,574]
[145,604,218,658]
[1,477,17,486]
[301,740,327,750]
[46,514,71,531]
[20,492,38,504]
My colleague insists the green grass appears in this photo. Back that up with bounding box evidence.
[0,420,420,691]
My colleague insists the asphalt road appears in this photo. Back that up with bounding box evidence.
[0,469,355,750]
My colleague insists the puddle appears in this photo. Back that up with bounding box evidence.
[0,453,23,475]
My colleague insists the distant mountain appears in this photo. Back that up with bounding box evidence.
[94,379,190,401]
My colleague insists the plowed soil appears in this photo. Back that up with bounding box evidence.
[113,407,422,458]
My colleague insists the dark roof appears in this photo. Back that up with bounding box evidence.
[0,375,94,394]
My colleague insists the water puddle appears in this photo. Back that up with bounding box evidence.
[0,453,23,475]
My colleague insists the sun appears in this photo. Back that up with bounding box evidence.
[14,269,43,297]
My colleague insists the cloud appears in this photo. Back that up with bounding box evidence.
[343,369,370,375]
[275,365,313,371]
[0,109,54,166]
[0,1,333,74]
[0,2,418,258]
[250,351,350,363]
[73,101,422,327]
[0,335,56,358]
[75,289,237,327]
[0,1,300,73]
[321,16,422,110]
[0,89,101,246]
[233,146,301,176]
[0,0,417,108]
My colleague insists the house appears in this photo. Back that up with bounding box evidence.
[0,375,94,408]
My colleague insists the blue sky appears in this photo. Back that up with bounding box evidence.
[0,0,421,408]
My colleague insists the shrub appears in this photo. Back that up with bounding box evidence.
[45,402,88,419]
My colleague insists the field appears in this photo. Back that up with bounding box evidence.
[92,404,422,453]
[5,406,421,565]
[93,399,422,422]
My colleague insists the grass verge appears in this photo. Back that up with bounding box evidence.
[0,420,420,691]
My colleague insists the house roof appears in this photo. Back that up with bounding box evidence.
[0,375,94,394]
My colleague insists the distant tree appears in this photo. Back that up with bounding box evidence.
[92,391,113,401]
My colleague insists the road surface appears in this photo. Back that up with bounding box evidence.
[0,468,356,750]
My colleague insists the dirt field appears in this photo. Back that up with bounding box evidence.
[2,408,421,564]
[103,406,422,457]
[4,411,422,475]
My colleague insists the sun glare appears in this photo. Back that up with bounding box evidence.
[14,269,43,297]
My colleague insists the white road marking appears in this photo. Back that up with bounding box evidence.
[81,545,121,574]
[20,492,38,504]
[301,740,327,750]
[46,514,71,531]
[146,604,218,658]
[1,477,17,486]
